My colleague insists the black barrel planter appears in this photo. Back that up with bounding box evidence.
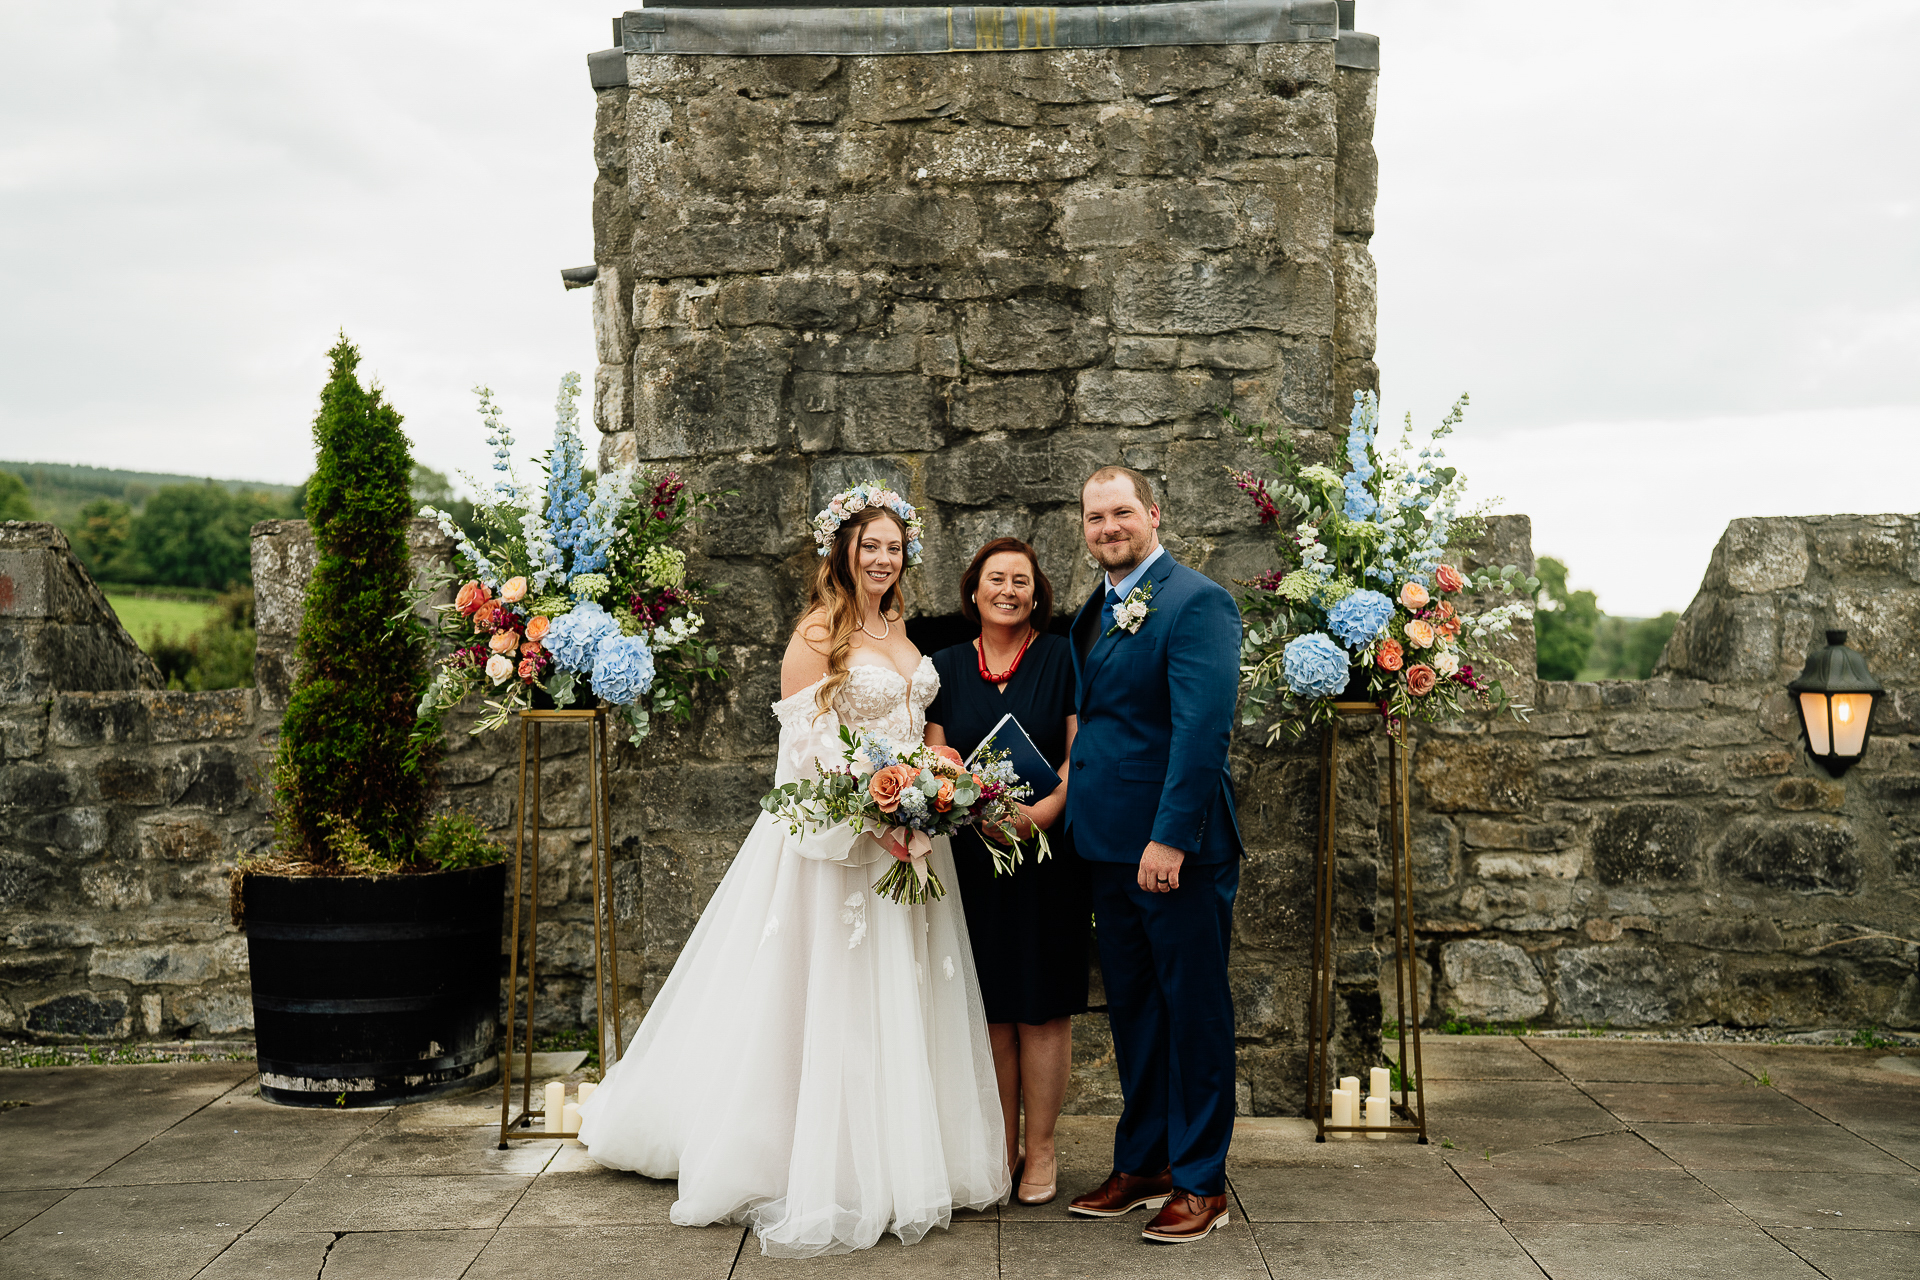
[242,863,506,1107]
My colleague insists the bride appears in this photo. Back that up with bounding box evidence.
[578,484,1010,1256]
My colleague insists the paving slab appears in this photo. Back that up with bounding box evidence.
[465,1224,743,1279]
[91,1081,384,1185]
[1252,1220,1545,1280]
[1453,1166,1747,1226]
[1842,1122,1920,1169]
[1635,1122,1914,1174]
[0,1229,237,1280]
[1694,1169,1920,1231]
[1770,1083,1920,1127]
[1767,1226,1920,1278]
[1003,1114,1127,1223]
[1523,1041,1752,1084]
[1421,1080,1625,1152]
[0,1063,253,1190]
[1509,1223,1822,1279]
[324,1121,561,1177]
[1577,1083,1826,1126]
[198,1231,336,1278]
[319,1229,496,1278]
[9,1178,301,1237]
[1440,1130,1676,1171]
[1711,1046,1914,1088]
[1002,1218,1268,1279]
[261,1173,532,1232]
[732,1217,998,1277]
[1230,1164,1494,1222]
[501,1167,679,1227]
[1400,1035,1558,1081]
[0,1188,65,1234]
[1228,1116,1447,1168]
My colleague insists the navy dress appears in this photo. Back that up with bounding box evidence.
[927,633,1090,1026]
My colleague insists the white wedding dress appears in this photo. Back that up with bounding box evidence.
[577,656,1009,1257]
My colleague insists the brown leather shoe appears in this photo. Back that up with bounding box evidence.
[1141,1189,1230,1242]
[1066,1167,1174,1218]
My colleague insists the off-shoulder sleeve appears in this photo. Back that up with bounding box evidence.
[768,685,885,867]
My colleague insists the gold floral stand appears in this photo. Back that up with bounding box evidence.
[498,708,624,1145]
[1304,704,1429,1142]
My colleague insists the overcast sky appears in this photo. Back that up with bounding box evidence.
[2,1,1915,615]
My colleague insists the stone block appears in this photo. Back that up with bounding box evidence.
[1716,818,1862,895]
[1057,183,1239,251]
[961,297,1109,373]
[827,192,980,267]
[1726,747,1794,778]
[1591,803,1704,885]
[248,519,319,640]
[1100,106,1213,177]
[1440,940,1547,1022]
[905,125,1100,183]
[1116,42,1253,96]
[1212,92,1339,161]
[0,851,52,909]
[88,940,238,986]
[1891,837,1920,879]
[1769,776,1845,812]
[1535,757,1718,800]
[948,375,1066,435]
[0,760,77,808]
[1332,53,1378,238]
[1256,41,1336,88]
[1113,336,1179,369]
[1553,945,1674,1026]
[1413,739,1536,813]
[1661,916,1783,952]
[1111,257,1334,336]
[832,376,946,453]
[168,986,254,1035]
[1720,518,1809,593]
[714,271,874,331]
[924,434,1108,509]
[631,211,786,278]
[82,865,153,910]
[50,692,149,747]
[148,690,252,742]
[792,331,921,376]
[1072,368,1226,427]
[53,807,109,854]
[25,990,130,1039]
[630,328,794,459]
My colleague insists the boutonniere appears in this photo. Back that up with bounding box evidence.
[1106,580,1157,637]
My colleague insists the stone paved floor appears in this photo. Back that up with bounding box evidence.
[0,1037,1915,1279]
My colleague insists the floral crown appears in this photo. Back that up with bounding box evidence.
[812,482,925,567]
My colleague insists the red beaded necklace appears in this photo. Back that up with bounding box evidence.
[977,627,1037,685]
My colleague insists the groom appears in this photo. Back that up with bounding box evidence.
[1065,466,1244,1244]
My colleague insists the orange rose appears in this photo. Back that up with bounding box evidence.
[1405,663,1437,696]
[1399,581,1430,610]
[499,576,528,603]
[934,779,956,812]
[489,630,520,654]
[1375,638,1404,672]
[521,640,543,657]
[1435,564,1466,594]
[455,580,492,616]
[525,615,551,642]
[868,764,916,814]
[517,657,538,680]
[1440,618,1462,639]
[1435,600,1456,621]
[929,744,966,773]
[1404,619,1436,649]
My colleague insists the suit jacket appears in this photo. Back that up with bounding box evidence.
[1066,551,1245,864]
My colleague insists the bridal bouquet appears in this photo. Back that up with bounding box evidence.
[416,373,727,744]
[1225,390,1538,742]
[760,727,1049,905]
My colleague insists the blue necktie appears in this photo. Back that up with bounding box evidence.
[1100,587,1121,633]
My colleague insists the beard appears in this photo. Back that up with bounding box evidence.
[1089,532,1147,573]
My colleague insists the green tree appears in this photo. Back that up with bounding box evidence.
[0,470,35,521]
[272,336,435,867]
[130,484,280,589]
[72,498,135,579]
[1534,556,1599,681]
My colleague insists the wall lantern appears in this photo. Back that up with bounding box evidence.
[1787,629,1883,778]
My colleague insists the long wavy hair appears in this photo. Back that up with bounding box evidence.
[799,505,909,717]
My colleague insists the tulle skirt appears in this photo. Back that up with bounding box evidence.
[577,812,1009,1257]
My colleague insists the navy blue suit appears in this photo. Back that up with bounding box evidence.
[1067,550,1243,1196]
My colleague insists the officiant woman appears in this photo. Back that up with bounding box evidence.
[925,537,1091,1208]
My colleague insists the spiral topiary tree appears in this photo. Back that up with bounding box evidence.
[273,334,436,869]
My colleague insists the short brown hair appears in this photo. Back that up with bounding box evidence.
[1082,465,1157,512]
[959,538,1053,630]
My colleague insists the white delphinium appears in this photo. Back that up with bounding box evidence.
[420,505,500,588]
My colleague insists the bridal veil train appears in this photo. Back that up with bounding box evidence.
[577,658,1010,1257]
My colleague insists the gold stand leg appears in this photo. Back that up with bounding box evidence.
[1307,718,1340,1140]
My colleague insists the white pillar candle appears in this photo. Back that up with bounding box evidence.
[577,1081,597,1107]
[544,1081,566,1133]
[1365,1094,1388,1138]
[563,1101,583,1134]
[1370,1066,1392,1100]
[1330,1088,1355,1132]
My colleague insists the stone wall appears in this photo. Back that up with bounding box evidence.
[1410,514,1920,1035]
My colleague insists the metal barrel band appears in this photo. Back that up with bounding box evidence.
[498,708,627,1146]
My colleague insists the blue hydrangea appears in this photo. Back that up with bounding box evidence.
[1326,589,1395,650]
[542,600,619,673]
[1283,632,1351,700]
[590,633,655,705]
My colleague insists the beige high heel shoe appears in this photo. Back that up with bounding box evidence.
[1016,1150,1057,1205]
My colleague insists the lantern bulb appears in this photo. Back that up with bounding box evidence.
[1835,701,1852,723]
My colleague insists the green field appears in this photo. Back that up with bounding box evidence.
[107,595,220,648]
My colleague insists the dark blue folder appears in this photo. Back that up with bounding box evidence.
[965,713,1062,800]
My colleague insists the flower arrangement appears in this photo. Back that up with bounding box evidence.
[811,483,924,566]
[1225,390,1538,741]
[760,728,1048,905]
[417,373,727,743]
